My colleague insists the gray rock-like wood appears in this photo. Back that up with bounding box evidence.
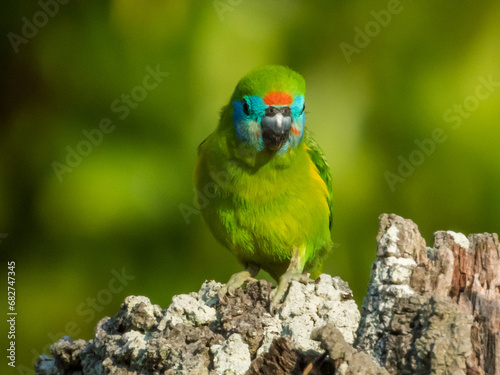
[34,214,500,374]
[356,214,500,375]
[35,276,359,374]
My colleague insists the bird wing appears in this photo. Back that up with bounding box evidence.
[304,130,333,230]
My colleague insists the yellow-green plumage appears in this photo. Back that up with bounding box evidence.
[195,65,332,283]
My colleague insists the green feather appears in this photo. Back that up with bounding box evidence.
[304,130,333,230]
[231,65,305,102]
[195,66,332,281]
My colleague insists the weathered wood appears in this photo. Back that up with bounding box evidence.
[356,214,500,375]
[34,214,500,374]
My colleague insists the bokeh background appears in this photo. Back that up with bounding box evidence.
[1,1,500,372]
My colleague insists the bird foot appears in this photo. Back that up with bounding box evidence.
[269,270,311,315]
[218,270,258,301]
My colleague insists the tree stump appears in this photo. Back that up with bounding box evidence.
[356,214,500,375]
[35,214,500,374]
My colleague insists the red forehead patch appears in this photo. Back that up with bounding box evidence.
[263,91,292,106]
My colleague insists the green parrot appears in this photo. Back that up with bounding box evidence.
[195,65,333,311]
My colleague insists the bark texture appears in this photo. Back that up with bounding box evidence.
[35,214,500,375]
[355,214,500,375]
[35,275,360,375]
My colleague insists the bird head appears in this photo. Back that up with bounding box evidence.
[226,65,306,154]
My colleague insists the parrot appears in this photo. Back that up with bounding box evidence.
[195,65,333,312]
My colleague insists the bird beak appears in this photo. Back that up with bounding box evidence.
[261,106,292,150]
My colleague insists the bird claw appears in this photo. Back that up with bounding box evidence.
[269,271,311,315]
[218,270,258,301]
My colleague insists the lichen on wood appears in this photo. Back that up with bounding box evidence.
[356,214,500,375]
[35,214,500,375]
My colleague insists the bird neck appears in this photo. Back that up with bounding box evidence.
[222,127,304,173]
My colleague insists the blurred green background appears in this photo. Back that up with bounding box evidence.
[1,0,499,372]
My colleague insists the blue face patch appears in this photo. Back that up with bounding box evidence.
[233,94,305,154]
[288,95,306,149]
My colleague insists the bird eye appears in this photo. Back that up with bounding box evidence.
[265,106,277,117]
[242,101,250,115]
[300,103,305,115]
